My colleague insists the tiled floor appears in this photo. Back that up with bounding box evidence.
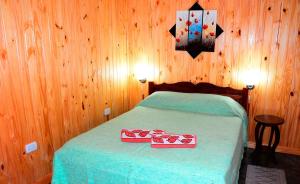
[239,148,300,184]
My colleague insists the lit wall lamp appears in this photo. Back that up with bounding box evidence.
[139,78,147,83]
[135,62,148,100]
[135,63,148,83]
[246,84,255,90]
[242,69,262,90]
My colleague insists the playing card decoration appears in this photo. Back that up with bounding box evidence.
[170,2,223,58]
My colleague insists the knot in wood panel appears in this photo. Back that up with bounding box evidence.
[82,102,85,110]
[283,8,287,13]
[55,23,63,30]
[1,49,7,60]
[238,29,241,36]
[83,14,88,20]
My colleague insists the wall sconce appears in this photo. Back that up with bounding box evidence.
[135,63,148,83]
[139,78,147,83]
[242,69,262,90]
[246,84,255,90]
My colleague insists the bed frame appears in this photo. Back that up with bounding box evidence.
[148,81,249,113]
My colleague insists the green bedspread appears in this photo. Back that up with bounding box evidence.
[52,92,247,184]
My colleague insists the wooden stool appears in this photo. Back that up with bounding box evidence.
[253,115,284,161]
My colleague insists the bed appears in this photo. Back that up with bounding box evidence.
[52,82,249,184]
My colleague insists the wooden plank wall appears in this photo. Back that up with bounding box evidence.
[0,0,129,183]
[127,0,300,154]
[0,0,299,183]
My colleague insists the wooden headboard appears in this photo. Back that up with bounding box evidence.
[148,82,249,113]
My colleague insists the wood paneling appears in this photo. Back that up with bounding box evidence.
[0,0,299,183]
[126,0,300,154]
[0,0,129,183]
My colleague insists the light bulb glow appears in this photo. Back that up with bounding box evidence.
[135,63,148,82]
[241,69,265,86]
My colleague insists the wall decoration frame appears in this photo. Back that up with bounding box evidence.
[170,2,224,58]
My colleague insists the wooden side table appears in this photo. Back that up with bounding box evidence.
[254,114,284,156]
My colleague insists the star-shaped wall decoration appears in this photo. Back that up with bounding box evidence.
[169,2,224,59]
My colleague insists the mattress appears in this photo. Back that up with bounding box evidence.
[52,92,247,184]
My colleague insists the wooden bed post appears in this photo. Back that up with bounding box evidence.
[148,81,155,95]
[242,88,249,114]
